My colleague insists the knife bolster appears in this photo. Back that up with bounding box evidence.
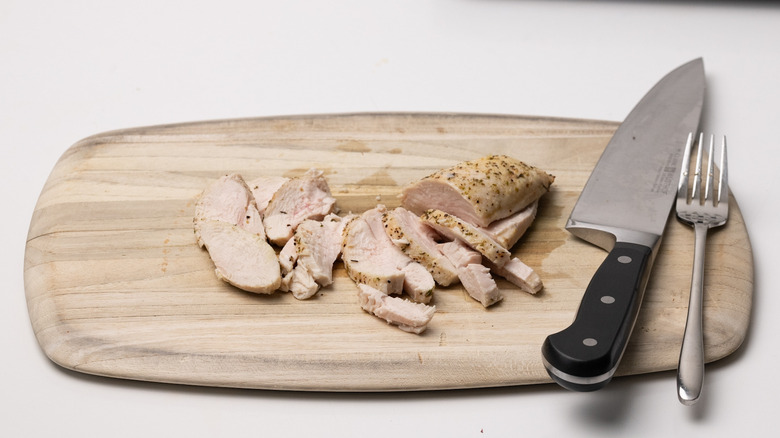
[565,219,662,253]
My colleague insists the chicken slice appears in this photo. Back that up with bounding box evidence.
[401,155,554,227]
[437,240,482,267]
[458,264,503,307]
[439,241,502,307]
[422,209,511,267]
[281,214,355,300]
[357,284,436,334]
[194,173,266,244]
[482,201,538,250]
[343,206,435,303]
[382,207,459,286]
[363,207,435,303]
[278,236,298,276]
[277,236,298,293]
[241,202,266,239]
[288,266,319,299]
[295,214,353,287]
[197,220,281,294]
[263,168,337,246]
[400,263,436,303]
[246,175,289,215]
[343,215,406,295]
[487,257,543,295]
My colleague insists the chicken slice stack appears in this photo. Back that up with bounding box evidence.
[398,155,554,307]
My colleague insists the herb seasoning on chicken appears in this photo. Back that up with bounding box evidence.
[401,155,554,227]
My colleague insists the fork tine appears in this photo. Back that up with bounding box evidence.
[692,133,705,204]
[704,134,715,204]
[718,135,729,206]
[677,132,694,201]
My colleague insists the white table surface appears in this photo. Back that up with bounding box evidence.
[3,1,777,436]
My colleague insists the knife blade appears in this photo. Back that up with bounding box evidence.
[541,58,705,391]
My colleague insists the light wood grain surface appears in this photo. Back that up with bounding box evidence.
[23,113,753,391]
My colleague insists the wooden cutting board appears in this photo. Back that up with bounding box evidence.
[24,113,753,391]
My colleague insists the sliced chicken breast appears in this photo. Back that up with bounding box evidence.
[194,173,267,244]
[439,241,502,307]
[343,206,435,303]
[400,262,436,303]
[363,207,435,303]
[277,235,297,293]
[487,257,543,295]
[343,215,407,295]
[458,264,502,307]
[287,266,319,299]
[283,214,355,300]
[401,155,554,227]
[278,235,298,277]
[357,284,436,334]
[197,220,281,294]
[482,201,538,250]
[382,207,459,286]
[437,240,482,267]
[422,209,511,267]
[241,202,266,239]
[263,168,337,246]
[246,175,289,215]
[296,214,352,286]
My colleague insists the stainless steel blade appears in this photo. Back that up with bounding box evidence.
[566,58,705,251]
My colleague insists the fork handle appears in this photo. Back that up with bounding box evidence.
[677,222,708,405]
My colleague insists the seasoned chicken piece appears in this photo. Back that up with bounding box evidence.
[487,257,543,295]
[422,209,511,267]
[343,216,406,295]
[439,241,502,307]
[241,202,266,239]
[363,207,435,303]
[278,236,298,277]
[296,214,352,286]
[263,168,337,246]
[194,173,266,244]
[343,206,435,303]
[382,207,459,287]
[458,264,502,307]
[482,201,538,250]
[437,240,482,267]
[287,267,318,299]
[401,155,554,227]
[400,263,436,303]
[194,173,250,229]
[281,214,355,300]
[357,284,436,334]
[246,175,289,215]
[277,235,298,293]
[278,271,293,293]
[196,220,281,294]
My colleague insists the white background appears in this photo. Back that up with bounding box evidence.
[3,1,777,436]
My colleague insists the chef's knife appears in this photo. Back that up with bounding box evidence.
[541,58,705,391]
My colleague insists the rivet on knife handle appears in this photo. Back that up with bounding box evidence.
[541,242,653,391]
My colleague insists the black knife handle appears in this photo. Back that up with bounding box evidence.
[541,242,653,391]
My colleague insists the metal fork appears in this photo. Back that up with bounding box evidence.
[675,132,729,406]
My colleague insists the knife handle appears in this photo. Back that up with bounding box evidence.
[541,242,653,391]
